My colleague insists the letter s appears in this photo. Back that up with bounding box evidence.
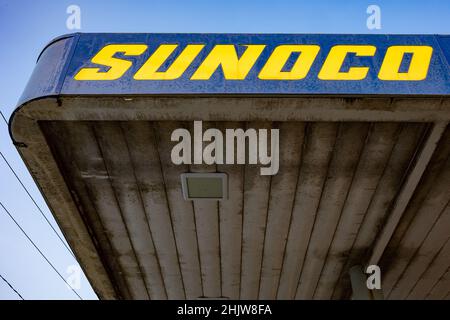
[74,44,147,80]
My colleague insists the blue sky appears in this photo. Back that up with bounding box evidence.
[0,0,449,300]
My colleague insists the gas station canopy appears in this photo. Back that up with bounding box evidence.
[9,33,450,299]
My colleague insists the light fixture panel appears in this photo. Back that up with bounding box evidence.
[181,173,228,201]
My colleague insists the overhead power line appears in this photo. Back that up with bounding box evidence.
[0,201,82,300]
[0,110,75,258]
[0,151,75,258]
[0,273,24,300]
[0,111,7,124]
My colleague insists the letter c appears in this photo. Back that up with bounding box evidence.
[318,45,376,80]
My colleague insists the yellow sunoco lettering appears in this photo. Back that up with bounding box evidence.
[258,45,320,80]
[190,44,265,80]
[74,44,147,80]
[134,44,204,80]
[318,45,376,80]
[378,46,433,81]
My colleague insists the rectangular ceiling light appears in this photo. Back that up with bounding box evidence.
[181,173,228,201]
